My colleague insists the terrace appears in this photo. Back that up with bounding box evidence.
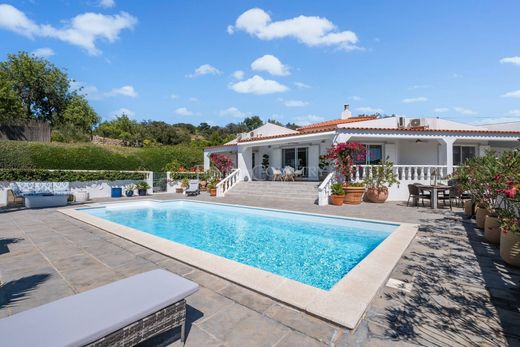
[1,193,519,346]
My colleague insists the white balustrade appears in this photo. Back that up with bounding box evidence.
[317,171,336,206]
[216,169,241,197]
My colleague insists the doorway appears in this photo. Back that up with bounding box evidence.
[282,147,308,177]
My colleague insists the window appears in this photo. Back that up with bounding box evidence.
[354,144,383,165]
[453,145,476,165]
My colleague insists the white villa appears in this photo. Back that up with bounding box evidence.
[204,105,520,202]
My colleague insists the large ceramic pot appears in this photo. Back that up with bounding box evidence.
[484,215,501,244]
[366,187,388,203]
[500,231,520,267]
[138,189,147,196]
[175,187,183,193]
[330,194,345,206]
[209,188,217,197]
[344,186,365,205]
[463,200,473,218]
[475,206,490,229]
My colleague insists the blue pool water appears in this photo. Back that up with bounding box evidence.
[81,201,397,290]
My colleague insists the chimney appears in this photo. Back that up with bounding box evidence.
[341,104,352,119]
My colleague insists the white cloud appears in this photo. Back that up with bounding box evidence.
[507,109,520,116]
[502,89,520,98]
[293,114,324,126]
[106,85,138,97]
[454,107,477,115]
[70,80,103,100]
[230,75,288,95]
[294,81,311,89]
[348,95,361,101]
[229,8,360,51]
[251,54,290,76]
[99,0,116,8]
[402,96,428,104]
[433,107,450,113]
[188,97,198,102]
[32,47,55,58]
[409,84,431,90]
[219,107,247,118]
[170,93,179,99]
[0,4,136,55]
[110,107,134,118]
[187,64,222,78]
[175,107,197,116]
[473,116,520,125]
[356,106,384,114]
[232,70,245,80]
[283,99,308,107]
[500,56,520,66]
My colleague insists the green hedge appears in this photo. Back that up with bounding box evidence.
[0,169,146,182]
[0,141,203,171]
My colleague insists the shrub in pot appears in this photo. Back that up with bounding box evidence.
[181,178,189,192]
[498,209,520,267]
[344,182,366,205]
[207,178,219,197]
[484,214,501,244]
[136,181,150,196]
[363,159,399,203]
[125,184,136,197]
[330,183,345,206]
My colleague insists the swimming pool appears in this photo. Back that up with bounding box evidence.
[81,200,397,290]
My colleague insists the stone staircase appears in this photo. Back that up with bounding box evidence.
[225,181,319,202]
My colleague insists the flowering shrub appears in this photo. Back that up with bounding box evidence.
[325,142,366,183]
[209,153,234,176]
[454,148,520,233]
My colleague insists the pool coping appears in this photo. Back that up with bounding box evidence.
[59,199,418,329]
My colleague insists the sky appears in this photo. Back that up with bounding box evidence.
[0,1,519,126]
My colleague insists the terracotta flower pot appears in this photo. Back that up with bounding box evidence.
[484,215,501,244]
[475,206,490,229]
[209,188,217,197]
[175,188,183,193]
[344,186,365,205]
[500,231,520,267]
[330,194,345,206]
[365,187,388,203]
[463,200,473,218]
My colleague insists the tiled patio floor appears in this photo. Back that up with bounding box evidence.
[1,194,519,346]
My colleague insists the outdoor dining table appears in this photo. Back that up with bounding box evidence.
[418,184,452,209]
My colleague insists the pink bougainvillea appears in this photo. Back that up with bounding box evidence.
[325,142,366,182]
[210,153,234,176]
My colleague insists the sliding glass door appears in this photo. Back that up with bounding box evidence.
[282,147,308,177]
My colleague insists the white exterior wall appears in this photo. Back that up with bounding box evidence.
[237,147,252,181]
[398,140,440,165]
[308,145,320,180]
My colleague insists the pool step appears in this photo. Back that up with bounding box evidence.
[225,181,319,201]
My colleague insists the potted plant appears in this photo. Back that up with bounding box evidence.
[136,181,150,196]
[125,184,136,197]
[207,178,219,197]
[199,172,209,191]
[363,159,399,203]
[326,142,367,204]
[181,178,189,193]
[210,153,234,177]
[330,183,345,206]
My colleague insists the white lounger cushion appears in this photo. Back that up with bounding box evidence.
[0,269,199,347]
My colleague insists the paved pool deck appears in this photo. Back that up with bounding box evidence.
[1,193,519,346]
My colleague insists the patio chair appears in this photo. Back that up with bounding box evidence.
[282,166,295,181]
[185,179,200,196]
[294,168,304,179]
[0,269,199,346]
[407,184,431,207]
[437,186,456,210]
[271,167,282,181]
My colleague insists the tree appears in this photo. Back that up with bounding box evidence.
[242,116,263,131]
[61,94,100,135]
[0,79,25,124]
[267,118,283,127]
[0,52,70,124]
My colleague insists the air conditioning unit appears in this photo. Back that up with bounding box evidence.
[398,117,406,128]
[408,118,425,128]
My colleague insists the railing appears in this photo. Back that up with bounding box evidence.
[349,165,451,183]
[216,169,241,197]
[317,171,336,206]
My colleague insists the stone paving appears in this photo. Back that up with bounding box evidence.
[0,193,519,346]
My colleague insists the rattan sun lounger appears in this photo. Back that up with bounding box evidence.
[0,269,199,347]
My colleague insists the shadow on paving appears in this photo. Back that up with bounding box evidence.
[0,238,21,255]
[0,274,51,310]
[368,215,519,346]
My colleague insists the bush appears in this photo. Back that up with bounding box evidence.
[0,141,203,171]
[0,169,146,182]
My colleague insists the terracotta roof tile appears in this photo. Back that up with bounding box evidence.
[297,116,378,132]
[341,126,520,135]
